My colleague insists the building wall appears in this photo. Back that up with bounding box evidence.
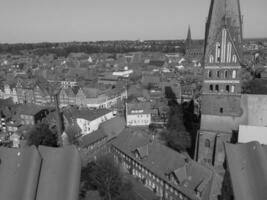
[196,131,232,168]
[201,95,242,116]
[111,146,192,200]
[126,114,151,126]
[77,112,115,135]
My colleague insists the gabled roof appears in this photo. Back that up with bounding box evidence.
[0,145,81,200]
[225,142,267,200]
[80,129,107,148]
[111,130,217,199]
[204,0,243,62]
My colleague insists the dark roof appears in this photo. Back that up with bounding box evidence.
[19,104,48,116]
[63,108,112,122]
[225,142,267,200]
[100,116,125,139]
[36,146,81,200]
[127,102,151,115]
[0,145,81,200]
[111,130,217,199]
[80,129,107,147]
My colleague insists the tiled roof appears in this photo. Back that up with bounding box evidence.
[225,142,267,200]
[63,108,112,122]
[80,129,107,147]
[0,145,81,200]
[127,102,151,115]
[111,130,216,199]
[19,104,48,116]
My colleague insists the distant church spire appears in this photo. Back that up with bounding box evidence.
[186,25,192,48]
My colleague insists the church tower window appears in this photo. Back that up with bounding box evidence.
[231,85,235,93]
[209,55,214,63]
[232,70,237,79]
[232,55,237,63]
[224,70,228,78]
[226,85,230,92]
[215,85,219,92]
[216,71,220,78]
[220,107,224,114]
[209,85,213,91]
[205,139,211,148]
[215,42,221,63]
[227,42,232,63]
[208,70,212,78]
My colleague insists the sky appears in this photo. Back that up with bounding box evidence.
[0,0,266,43]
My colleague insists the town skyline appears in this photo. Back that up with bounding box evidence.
[1,0,267,43]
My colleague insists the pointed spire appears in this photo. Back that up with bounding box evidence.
[187,25,192,41]
[204,0,243,61]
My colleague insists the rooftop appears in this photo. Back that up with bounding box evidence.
[225,142,267,200]
[0,145,81,200]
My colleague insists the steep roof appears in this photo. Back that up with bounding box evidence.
[36,146,81,200]
[0,145,81,200]
[225,142,267,200]
[111,130,217,200]
[204,0,243,61]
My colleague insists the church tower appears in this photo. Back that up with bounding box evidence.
[195,0,243,169]
[185,25,192,49]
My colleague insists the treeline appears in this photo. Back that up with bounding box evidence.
[0,41,184,57]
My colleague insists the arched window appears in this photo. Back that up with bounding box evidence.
[226,85,230,92]
[208,70,212,78]
[209,55,214,63]
[220,107,224,113]
[215,85,219,92]
[232,55,237,63]
[205,139,211,148]
[225,70,228,78]
[216,71,220,78]
[209,85,213,91]
[232,70,237,79]
[231,85,235,93]
[227,42,232,63]
[215,42,221,63]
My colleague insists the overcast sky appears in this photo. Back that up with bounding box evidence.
[0,0,266,43]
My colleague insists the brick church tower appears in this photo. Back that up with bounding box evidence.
[195,0,244,169]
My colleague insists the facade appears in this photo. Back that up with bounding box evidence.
[110,130,222,200]
[126,102,151,126]
[19,105,49,126]
[63,108,116,135]
[195,0,244,169]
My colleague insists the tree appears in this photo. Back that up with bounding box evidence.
[163,103,192,152]
[26,123,58,147]
[65,125,81,145]
[80,154,136,200]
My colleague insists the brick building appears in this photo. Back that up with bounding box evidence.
[195,0,244,169]
[110,130,222,200]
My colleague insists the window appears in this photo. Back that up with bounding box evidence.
[220,107,223,114]
[227,42,232,63]
[215,85,219,92]
[216,71,220,78]
[208,70,212,78]
[226,85,230,92]
[205,139,211,148]
[232,70,237,79]
[224,70,228,78]
[209,55,214,63]
[215,42,221,63]
[209,85,213,92]
[232,55,237,63]
[231,85,235,93]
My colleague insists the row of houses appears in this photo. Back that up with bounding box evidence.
[0,78,127,109]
